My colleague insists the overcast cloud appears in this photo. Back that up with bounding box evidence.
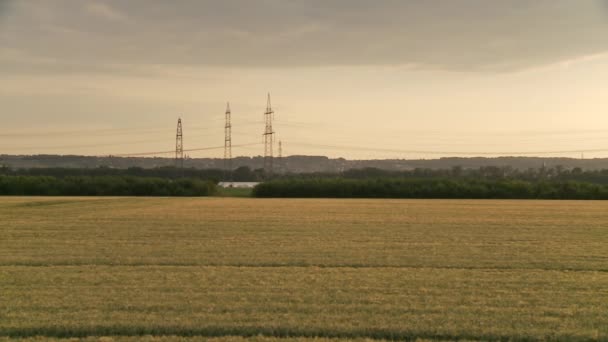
[2,0,608,73]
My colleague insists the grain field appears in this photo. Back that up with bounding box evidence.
[1,198,607,341]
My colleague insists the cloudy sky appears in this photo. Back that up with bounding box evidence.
[2,0,608,159]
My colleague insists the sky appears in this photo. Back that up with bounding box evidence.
[2,0,608,159]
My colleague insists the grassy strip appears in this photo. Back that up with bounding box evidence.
[2,262,607,273]
[0,326,597,342]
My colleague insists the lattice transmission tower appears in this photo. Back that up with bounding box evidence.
[278,140,283,173]
[263,93,275,176]
[224,102,232,179]
[175,118,184,170]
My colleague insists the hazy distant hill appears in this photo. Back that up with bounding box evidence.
[2,154,608,172]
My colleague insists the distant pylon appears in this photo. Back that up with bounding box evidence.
[263,93,275,176]
[224,102,232,179]
[175,118,184,170]
[278,140,283,173]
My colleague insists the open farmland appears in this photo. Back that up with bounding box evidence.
[1,198,607,341]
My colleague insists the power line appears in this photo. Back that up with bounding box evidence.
[0,121,235,139]
[5,97,608,159]
[288,142,608,156]
[113,142,262,157]
[104,141,606,159]
[4,138,165,152]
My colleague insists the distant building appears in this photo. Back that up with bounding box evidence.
[218,182,259,189]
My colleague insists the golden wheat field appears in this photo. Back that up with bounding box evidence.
[1,197,607,341]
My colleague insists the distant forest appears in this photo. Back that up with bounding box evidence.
[3,154,608,173]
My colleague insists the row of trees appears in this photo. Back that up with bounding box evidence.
[273,166,608,183]
[0,175,216,196]
[253,178,608,199]
[4,165,608,183]
[0,165,264,182]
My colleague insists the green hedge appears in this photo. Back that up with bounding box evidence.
[253,178,608,199]
[0,175,216,196]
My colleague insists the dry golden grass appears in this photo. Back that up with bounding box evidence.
[1,197,607,341]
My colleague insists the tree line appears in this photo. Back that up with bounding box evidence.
[253,178,608,199]
[4,165,608,198]
[0,165,265,182]
[0,175,216,196]
[4,165,608,183]
[273,166,608,184]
